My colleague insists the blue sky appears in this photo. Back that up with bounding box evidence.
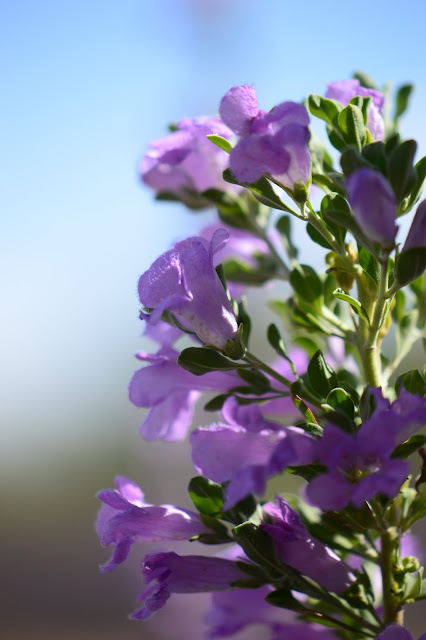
[1,0,425,469]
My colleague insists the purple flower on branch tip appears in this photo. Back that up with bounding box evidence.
[132,552,248,620]
[141,115,236,200]
[129,345,236,440]
[306,390,426,511]
[375,625,426,640]
[346,168,397,246]
[191,398,319,508]
[96,477,209,573]
[205,586,295,637]
[138,229,238,349]
[261,497,354,593]
[219,84,311,188]
[271,624,339,640]
[326,79,385,141]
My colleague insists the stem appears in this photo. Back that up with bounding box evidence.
[381,530,404,625]
[358,257,389,388]
[243,352,292,388]
[243,351,324,410]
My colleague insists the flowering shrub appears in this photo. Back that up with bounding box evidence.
[97,75,426,638]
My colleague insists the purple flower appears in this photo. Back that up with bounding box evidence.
[376,626,426,640]
[201,221,282,269]
[402,200,426,251]
[326,79,385,141]
[346,168,397,246]
[191,397,319,508]
[271,624,339,640]
[96,477,210,572]
[306,390,426,511]
[141,116,236,201]
[138,229,239,349]
[219,85,311,188]
[205,586,294,637]
[132,551,248,620]
[261,497,354,593]
[129,344,236,440]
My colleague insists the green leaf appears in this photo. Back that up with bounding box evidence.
[222,169,294,213]
[201,188,247,229]
[389,139,418,204]
[188,476,224,517]
[394,84,414,121]
[338,104,366,150]
[178,347,241,376]
[237,368,271,393]
[266,323,298,378]
[353,71,377,89]
[340,146,369,176]
[308,94,342,126]
[326,387,355,420]
[232,522,280,571]
[401,156,426,215]
[276,215,298,259]
[290,384,318,423]
[362,141,388,174]
[333,288,371,325]
[294,336,320,358]
[395,247,426,288]
[395,369,425,397]
[307,349,338,398]
[358,247,380,290]
[204,393,230,412]
[290,264,323,305]
[265,589,308,612]
[392,434,426,459]
[207,134,232,153]
[322,208,376,254]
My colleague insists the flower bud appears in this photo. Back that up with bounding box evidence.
[346,167,396,246]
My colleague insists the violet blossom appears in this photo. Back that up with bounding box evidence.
[271,624,339,640]
[306,390,426,511]
[191,397,319,508]
[204,586,294,637]
[261,497,355,593]
[96,477,210,573]
[375,626,426,640]
[138,229,239,350]
[141,116,236,202]
[402,199,426,251]
[346,167,397,246]
[326,79,385,141]
[132,551,249,620]
[129,344,236,440]
[219,84,311,188]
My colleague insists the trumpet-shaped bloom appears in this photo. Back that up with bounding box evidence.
[403,200,426,251]
[138,229,238,349]
[132,552,248,620]
[346,167,397,246]
[219,85,310,188]
[141,116,235,201]
[96,477,209,572]
[262,497,355,593]
[375,626,426,640]
[129,345,236,440]
[191,397,319,508]
[326,79,385,141]
[306,390,426,511]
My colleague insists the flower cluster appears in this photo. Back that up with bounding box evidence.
[97,76,426,638]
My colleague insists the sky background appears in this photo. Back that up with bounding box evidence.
[1,1,425,637]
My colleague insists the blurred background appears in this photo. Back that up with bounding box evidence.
[1,0,425,638]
